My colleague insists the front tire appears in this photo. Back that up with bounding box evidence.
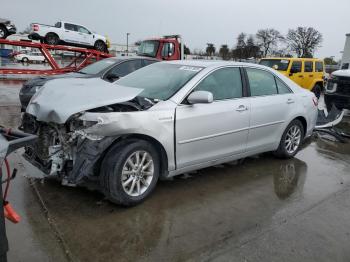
[22,57,29,63]
[100,140,160,206]
[94,40,107,53]
[274,120,304,159]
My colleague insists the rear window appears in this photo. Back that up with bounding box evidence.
[259,59,290,71]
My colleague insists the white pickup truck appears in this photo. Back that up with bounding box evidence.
[28,21,109,52]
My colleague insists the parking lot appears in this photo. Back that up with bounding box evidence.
[1,77,350,262]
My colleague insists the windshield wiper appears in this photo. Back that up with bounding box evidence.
[137,52,154,58]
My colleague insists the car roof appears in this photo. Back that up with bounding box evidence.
[166,60,269,70]
[261,57,323,62]
[106,56,159,62]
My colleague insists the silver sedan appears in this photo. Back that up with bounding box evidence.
[24,61,318,206]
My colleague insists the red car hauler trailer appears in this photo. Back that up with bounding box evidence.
[0,39,112,77]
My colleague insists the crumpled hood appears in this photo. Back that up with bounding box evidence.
[23,72,87,88]
[26,78,143,124]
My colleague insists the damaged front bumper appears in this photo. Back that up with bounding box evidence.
[22,119,118,186]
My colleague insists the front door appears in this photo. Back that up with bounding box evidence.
[289,61,304,88]
[175,67,250,168]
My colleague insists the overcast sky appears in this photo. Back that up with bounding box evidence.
[5,0,350,59]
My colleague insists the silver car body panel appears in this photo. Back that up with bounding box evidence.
[24,61,318,180]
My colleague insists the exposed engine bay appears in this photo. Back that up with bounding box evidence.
[21,98,155,186]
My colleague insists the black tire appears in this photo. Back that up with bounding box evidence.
[274,119,304,159]
[100,140,160,206]
[94,40,107,53]
[312,84,322,99]
[22,57,29,63]
[45,33,59,45]
[0,25,8,39]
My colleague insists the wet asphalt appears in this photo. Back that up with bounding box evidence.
[1,69,350,262]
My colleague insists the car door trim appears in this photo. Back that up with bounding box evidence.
[178,126,250,144]
[249,120,285,130]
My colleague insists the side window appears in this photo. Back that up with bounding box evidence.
[194,67,243,100]
[304,61,313,72]
[161,43,175,57]
[246,68,277,96]
[143,59,158,66]
[109,60,142,78]
[275,77,292,94]
[77,26,90,34]
[64,23,77,31]
[341,63,349,70]
[315,61,324,72]
[290,61,302,73]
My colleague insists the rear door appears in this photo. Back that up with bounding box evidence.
[63,23,79,44]
[175,67,250,168]
[245,67,294,152]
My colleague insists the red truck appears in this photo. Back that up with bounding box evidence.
[137,35,184,60]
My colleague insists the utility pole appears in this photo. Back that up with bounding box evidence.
[126,33,130,56]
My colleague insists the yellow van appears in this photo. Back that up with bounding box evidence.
[259,58,325,98]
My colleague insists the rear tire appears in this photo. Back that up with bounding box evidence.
[0,25,8,39]
[22,57,29,63]
[274,119,304,159]
[45,33,59,45]
[312,84,322,99]
[100,140,160,206]
[94,40,107,53]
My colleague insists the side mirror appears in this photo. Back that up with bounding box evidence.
[187,91,213,104]
[106,73,120,82]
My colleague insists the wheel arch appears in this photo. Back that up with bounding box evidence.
[100,134,169,178]
[294,116,307,136]
[45,32,60,40]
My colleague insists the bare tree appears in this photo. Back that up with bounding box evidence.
[206,43,216,57]
[219,44,230,60]
[256,28,284,57]
[286,27,323,58]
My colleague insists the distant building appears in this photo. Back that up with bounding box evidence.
[109,43,137,57]
[341,33,350,69]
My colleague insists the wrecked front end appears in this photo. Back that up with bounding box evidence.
[21,98,154,186]
[20,78,154,186]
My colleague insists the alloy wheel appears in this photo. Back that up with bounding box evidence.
[285,125,301,154]
[121,150,154,197]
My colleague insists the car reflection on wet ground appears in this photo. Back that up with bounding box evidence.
[1,78,350,262]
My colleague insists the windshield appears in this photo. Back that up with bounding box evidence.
[137,40,159,57]
[259,59,290,71]
[79,58,119,75]
[115,63,203,100]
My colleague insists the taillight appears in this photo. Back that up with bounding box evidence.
[33,24,39,31]
[312,97,318,107]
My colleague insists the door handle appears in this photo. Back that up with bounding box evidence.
[65,30,69,32]
[298,75,304,78]
[287,98,295,104]
[309,75,314,77]
[236,105,248,112]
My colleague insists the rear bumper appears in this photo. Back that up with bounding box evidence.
[324,93,350,110]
